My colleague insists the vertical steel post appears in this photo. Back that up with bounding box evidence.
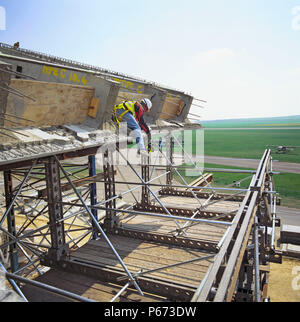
[166,135,174,186]
[88,155,98,239]
[254,216,261,302]
[141,155,150,205]
[181,130,185,164]
[54,156,144,296]
[45,157,69,262]
[3,170,18,273]
[103,150,117,230]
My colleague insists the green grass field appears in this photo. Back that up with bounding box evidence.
[203,129,300,163]
[170,128,300,163]
[175,163,300,209]
[201,115,300,128]
[194,115,300,163]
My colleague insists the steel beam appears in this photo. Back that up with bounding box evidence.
[141,155,150,205]
[44,157,69,262]
[53,155,144,297]
[88,155,98,239]
[3,170,18,272]
[133,203,235,222]
[192,150,276,302]
[103,150,117,231]
[111,228,219,252]
[166,135,174,186]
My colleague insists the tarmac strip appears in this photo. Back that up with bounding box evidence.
[204,156,300,174]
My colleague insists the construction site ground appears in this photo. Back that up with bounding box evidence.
[268,227,300,302]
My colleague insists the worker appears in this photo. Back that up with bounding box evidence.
[112,98,152,155]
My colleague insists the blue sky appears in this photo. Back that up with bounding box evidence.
[0,0,299,120]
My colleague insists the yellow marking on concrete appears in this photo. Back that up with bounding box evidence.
[42,65,88,86]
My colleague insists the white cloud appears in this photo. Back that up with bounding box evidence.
[95,43,300,121]
[185,48,300,120]
[193,48,236,66]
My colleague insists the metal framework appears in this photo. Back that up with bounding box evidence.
[0,42,281,302]
[0,131,281,302]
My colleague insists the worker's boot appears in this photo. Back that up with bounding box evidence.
[137,149,149,157]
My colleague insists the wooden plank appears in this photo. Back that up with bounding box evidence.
[70,236,211,286]
[22,269,164,302]
[87,236,205,260]
[119,214,227,242]
[120,223,225,242]
[71,251,204,286]
[41,270,161,302]
[156,196,240,213]
[160,97,185,120]
[72,246,208,280]
[75,241,211,274]
[88,97,99,118]
[185,173,214,191]
[5,79,95,128]
[73,241,209,275]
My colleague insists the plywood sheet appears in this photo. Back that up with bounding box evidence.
[4,79,95,128]
[160,97,185,120]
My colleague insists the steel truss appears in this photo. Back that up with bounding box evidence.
[0,132,281,302]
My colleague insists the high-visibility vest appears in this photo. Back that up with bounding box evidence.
[113,101,136,127]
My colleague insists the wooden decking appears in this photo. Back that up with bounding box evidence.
[119,213,227,244]
[21,268,165,302]
[71,235,213,288]
[21,190,241,302]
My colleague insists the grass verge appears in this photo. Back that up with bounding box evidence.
[174,163,300,209]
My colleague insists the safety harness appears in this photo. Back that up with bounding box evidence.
[112,101,137,127]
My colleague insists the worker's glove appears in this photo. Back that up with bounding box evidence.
[148,143,154,153]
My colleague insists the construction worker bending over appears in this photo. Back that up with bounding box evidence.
[113,98,152,155]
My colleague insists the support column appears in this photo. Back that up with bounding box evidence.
[103,150,117,231]
[166,135,174,186]
[45,158,69,262]
[88,155,98,239]
[3,170,18,273]
[181,130,185,164]
[141,155,150,205]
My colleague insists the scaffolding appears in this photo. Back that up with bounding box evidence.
[0,42,282,302]
[0,132,282,302]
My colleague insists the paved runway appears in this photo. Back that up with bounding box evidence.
[276,207,300,226]
[205,156,300,174]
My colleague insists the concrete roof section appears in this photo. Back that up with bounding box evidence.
[0,44,201,169]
